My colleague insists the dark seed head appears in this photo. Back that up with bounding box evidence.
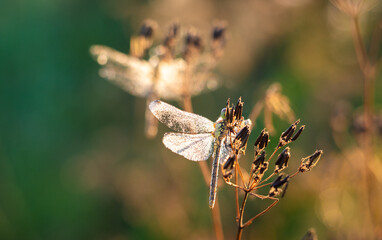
[307,150,323,167]
[254,129,265,147]
[259,131,269,149]
[281,119,300,141]
[234,97,243,121]
[253,151,265,172]
[269,174,289,197]
[234,126,250,150]
[223,155,235,170]
[212,24,226,41]
[275,147,291,173]
[299,150,323,172]
[163,23,179,49]
[139,20,156,38]
[259,162,269,175]
[291,125,305,141]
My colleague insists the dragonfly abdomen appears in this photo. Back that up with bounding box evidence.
[209,142,221,208]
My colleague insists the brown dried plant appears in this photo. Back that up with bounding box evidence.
[249,83,295,134]
[150,96,322,240]
[221,114,322,239]
[328,0,382,238]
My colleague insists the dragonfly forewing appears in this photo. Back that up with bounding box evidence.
[163,133,215,161]
[149,100,215,134]
[90,45,153,97]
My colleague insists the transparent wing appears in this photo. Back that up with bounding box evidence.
[149,100,215,134]
[188,55,221,96]
[218,137,233,164]
[155,59,187,100]
[90,45,153,97]
[211,137,233,165]
[163,133,215,161]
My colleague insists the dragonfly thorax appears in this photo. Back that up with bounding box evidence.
[214,119,228,140]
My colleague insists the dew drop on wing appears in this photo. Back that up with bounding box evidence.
[149,100,215,134]
[162,132,215,161]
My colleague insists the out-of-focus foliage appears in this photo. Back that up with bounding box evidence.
[1,0,381,239]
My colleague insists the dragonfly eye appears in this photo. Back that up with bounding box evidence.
[220,108,227,119]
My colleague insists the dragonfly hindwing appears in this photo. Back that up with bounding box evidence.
[162,133,215,161]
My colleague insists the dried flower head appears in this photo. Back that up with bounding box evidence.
[269,174,289,197]
[330,0,379,18]
[278,120,304,147]
[299,150,323,173]
[274,147,291,173]
[130,19,157,58]
[220,111,322,237]
[264,83,295,133]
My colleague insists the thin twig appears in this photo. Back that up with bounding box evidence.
[236,191,249,240]
[235,158,240,222]
[249,100,264,131]
[243,195,279,228]
[351,15,376,238]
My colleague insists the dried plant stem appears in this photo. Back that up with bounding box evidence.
[236,191,249,240]
[351,15,376,237]
[182,97,224,240]
[235,164,240,221]
[236,191,279,240]
[249,100,264,131]
[243,194,279,228]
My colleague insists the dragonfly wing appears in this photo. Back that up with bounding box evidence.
[149,100,215,133]
[90,45,153,97]
[188,55,221,96]
[155,59,187,100]
[218,137,233,164]
[163,133,214,161]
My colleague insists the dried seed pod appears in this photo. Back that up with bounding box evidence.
[268,174,289,197]
[281,119,300,139]
[254,162,269,182]
[234,97,243,121]
[130,20,157,58]
[163,22,179,50]
[258,131,269,149]
[279,119,300,146]
[222,154,235,181]
[211,21,226,58]
[284,125,296,142]
[299,150,323,172]
[254,129,265,147]
[225,98,231,121]
[212,23,226,42]
[253,151,265,173]
[291,125,305,141]
[274,147,291,173]
[223,155,235,170]
[139,20,156,39]
[183,30,203,62]
[234,126,250,150]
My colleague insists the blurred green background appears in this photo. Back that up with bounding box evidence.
[1,0,381,239]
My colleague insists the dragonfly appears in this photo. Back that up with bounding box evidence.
[149,98,251,208]
[90,23,222,138]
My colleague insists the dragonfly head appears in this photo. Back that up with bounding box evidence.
[220,108,227,120]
